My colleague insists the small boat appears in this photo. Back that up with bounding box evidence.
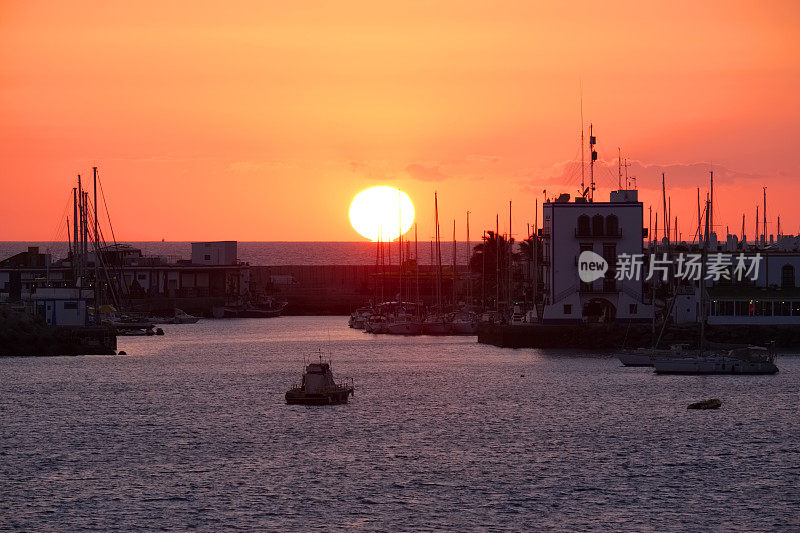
[423,314,452,335]
[212,300,287,318]
[348,307,373,329]
[653,345,779,375]
[171,308,201,324]
[386,319,423,335]
[451,311,478,335]
[285,354,354,405]
[364,314,389,334]
[688,398,722,410]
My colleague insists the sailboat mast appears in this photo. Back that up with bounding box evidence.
[496,214,500,312]
[72,186,78,271]
[508,200,512,307]
[434,192,443,311]
[481,230,486,311]
[589,124,596,202]
[415,224,420,319]
[466,211,471,306]
[93,166,100,322]
[763,187,767,243]
[452,219,456,308]
[580,93,585,197]
[398,192,402,304]
[700,199,710,352]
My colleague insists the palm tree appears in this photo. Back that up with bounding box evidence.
[469,231,514,310]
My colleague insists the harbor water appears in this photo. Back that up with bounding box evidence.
[1,317,798,530]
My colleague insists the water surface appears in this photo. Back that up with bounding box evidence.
[1,317,798,530]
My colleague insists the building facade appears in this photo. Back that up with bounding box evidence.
[540,190,653,324]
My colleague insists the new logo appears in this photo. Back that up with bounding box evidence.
[578,251,608,283]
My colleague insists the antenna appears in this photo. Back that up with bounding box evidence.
[763,186,767,243]
[580,87,585,197]
[617,147,622,189]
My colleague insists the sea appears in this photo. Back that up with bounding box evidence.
[0,242,479,266]
[1,317,798,531]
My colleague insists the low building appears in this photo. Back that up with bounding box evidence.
[191,241,238,266]
[29,287,93,326]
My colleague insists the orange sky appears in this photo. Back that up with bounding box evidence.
[1,1,799,242]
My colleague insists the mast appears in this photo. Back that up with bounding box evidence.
[67,218,72,258]
[763,186,767,244]
[452,219,456,308]
[617,147,622,189]
[72,186,78,271]
[580,92,585,197]
[700,199,710,352]
[661,173,667,244]
[589,124,596,202]
[709,170,714,237]
[697,188,701,244]
[434,192,443,311]
[496,214,500,312]
[398,191,402,304]
[93,167,100,322]
[755,205,759,246]
[508,200,512,306]
[466,211,471,306]
[415,224,420,319]
[481,230,486,311]
[742,214,746,244]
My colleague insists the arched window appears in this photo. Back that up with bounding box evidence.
[577,215,590,236]
[781,264,795,288]
[592,214,604,236]
[606,215,619,236]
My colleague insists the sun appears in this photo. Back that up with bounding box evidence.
[349,186,415,241]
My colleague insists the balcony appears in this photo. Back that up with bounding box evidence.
[574,228,623,238]
[579,279,620,293]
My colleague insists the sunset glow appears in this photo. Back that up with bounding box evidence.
[349,186,414,242]
[1,2,799,240]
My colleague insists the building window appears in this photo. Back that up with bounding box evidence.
[715,301,734,316]
[563,304,572,314]
[63,302,78,310]
[577,215,590,236]
[782,265,795,288]
[204,254,211,261]
[592,214,604,236]
[735,301,749,316]
[775,301,790,316]
[606,215,619,236]
[629,303,637,314]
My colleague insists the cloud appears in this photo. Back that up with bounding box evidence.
[519,158,767,194]
[405,163,448,181]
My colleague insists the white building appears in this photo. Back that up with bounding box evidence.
[191,241,238,266]
[30,287,92,326]
[540,190,653,324]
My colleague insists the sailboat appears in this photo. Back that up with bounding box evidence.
[620,199,779,374]
[423,192,452,335]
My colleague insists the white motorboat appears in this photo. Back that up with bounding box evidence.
[451,311,478,334]
[653,345,778,375]
[387,319,423,335]
[423,315,452,335]
[348,308,372,329]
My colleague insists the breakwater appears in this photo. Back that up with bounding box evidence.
[478,323,800,349]
[0,306,116,356]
